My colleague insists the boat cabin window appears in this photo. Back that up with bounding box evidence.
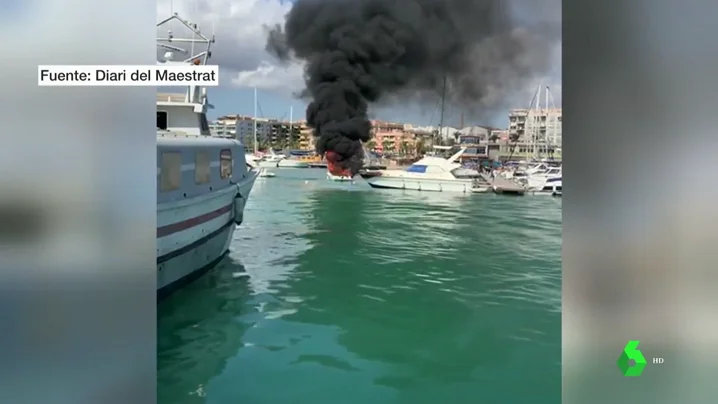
[195,151,211,184]
[157,111,168,130]
[159,152,182,191]
[406,164,427,173]
[220,149,232,179]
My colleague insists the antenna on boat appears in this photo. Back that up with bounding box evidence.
[289,105,293,149]
[253,87,258,155]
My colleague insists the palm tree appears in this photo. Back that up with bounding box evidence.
[382,140,393,155]
[414,139,425,156]
[366,139,377,151]
[400,141,409,156]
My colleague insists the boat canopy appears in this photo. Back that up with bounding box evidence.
[406,164,427,173]
[287,150,314,156]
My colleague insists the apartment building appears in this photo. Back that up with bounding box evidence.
[297,123,315,150]
[370,120,417,154]
[210,115,309,149]
[210,115,270,145]
[508,107,562,145]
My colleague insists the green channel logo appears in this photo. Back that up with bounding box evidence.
[617,340,647,376]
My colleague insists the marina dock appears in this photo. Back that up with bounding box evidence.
[482,174,526,195]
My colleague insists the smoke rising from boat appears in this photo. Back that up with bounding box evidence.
[266,0,559,175]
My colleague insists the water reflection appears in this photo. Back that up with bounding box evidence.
[157,255,252,404]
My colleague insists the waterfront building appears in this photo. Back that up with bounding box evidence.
[210,115,271,146]
[508,107,562,145]
[370,120,418,155]
[297,123,315,150]
[456,126,500,162]
[210,115,309,150]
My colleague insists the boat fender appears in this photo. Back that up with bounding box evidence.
[233,192,246,225]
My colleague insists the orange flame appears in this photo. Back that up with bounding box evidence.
[325,151,351,176]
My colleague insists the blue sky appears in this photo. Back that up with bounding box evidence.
[161,0,561,129]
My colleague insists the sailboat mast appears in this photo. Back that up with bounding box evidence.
[253,87,258,154]
[439,75,447,129]
[545,86,549,149]
[289,105,293,148]
[534,85,541,159]
[438,75,447,145]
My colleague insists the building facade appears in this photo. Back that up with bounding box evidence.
[368,120,418,155]
[508,107,562,145]
[297,123,315,150]
[210,115,308,150]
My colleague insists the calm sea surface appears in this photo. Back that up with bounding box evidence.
[158,168,562,404]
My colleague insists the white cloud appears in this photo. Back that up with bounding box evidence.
[231,60,304,92]
[156,0,304,95]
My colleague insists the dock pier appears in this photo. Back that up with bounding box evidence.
[481,174,527,195]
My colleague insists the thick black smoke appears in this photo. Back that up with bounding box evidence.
[267,0,559,175]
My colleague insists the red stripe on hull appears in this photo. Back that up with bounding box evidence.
[157,203,233,238]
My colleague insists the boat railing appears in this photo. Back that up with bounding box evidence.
[156,93,187,103]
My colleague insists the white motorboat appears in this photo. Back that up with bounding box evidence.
[259,169,276,178]
[255,150,309,168]
[327,172,354,181]
[255,150,285,168]
[364,148,487,193]
[277,157,309,168]
[516,165,562,194]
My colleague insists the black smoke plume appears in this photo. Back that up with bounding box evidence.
[267,0,559,175]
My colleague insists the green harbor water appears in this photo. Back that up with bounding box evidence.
[158,168,562,404]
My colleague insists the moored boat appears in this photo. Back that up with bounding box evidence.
[327,172,354,181]
[156,14,258,299]
[364,148,487,193]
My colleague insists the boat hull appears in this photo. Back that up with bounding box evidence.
[327,173,354,181]
[358,170,382,179]
[527,181,562,195]
[366,176,474,192]
[278,159,309,168]
[257,160,281,168]
[157,169,258,299]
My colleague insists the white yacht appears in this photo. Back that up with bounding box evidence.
[327,172,354,181]
[362,148,488,192]
[255,150,285,168]
[278,155,309,168]
[156,14,259,299]
[253,150,309,168]
[516,165,562,194]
